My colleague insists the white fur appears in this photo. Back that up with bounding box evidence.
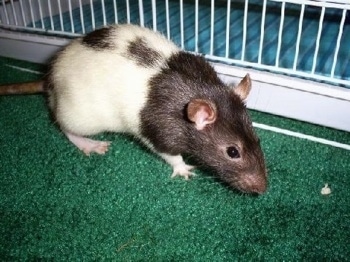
[159,153,196,179]
[49,24,179,137]
[49,24,196,177]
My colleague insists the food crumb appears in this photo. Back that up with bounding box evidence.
[321,184,331,195]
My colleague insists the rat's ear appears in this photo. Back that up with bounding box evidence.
[187,99,217,130]
[232,73,252,100]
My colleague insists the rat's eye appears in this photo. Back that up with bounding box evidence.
[227,146,240,159]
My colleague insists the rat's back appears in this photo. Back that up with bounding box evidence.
[48,24,179,137]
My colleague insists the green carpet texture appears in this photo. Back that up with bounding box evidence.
[1,56,350,261]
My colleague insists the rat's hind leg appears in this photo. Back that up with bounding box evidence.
[64,132,111,155]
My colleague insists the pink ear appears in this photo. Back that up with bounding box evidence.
[187,99,217,130]
[233,73,252,100]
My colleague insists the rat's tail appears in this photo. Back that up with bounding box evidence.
[0,81,45,95]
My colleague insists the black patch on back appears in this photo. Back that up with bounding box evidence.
[127,37,162,67]
[166,52,223,86]
[82,27,114,50]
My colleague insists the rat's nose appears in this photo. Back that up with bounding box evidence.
[250,180,267,194]
[240,173,267,194]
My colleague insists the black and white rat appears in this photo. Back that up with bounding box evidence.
[0,24,267,194]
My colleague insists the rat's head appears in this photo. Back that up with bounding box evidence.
[186,74,267,194]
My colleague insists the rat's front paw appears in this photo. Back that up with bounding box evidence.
[171,162,196,180]
[158,153,196,180]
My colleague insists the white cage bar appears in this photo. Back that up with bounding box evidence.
[0,0,349,131]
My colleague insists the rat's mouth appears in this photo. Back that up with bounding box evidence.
[236,174,267,194]
[222,173,267,195]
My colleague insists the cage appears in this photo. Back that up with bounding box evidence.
[0,0,349,131]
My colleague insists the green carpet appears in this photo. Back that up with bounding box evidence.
[1,56,350,261]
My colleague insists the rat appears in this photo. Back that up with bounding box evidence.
[0,24,267,194]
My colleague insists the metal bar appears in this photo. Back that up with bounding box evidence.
[152,0,157,30]
[225,0,231,58]
[139,0,144,27]
[79,0,85,34]
[258,0,267,64]
[101,0,106,26]
[10,0,18,26]
[27,0,33,27]
[180,0,184,49]
[165,0,170,39]
[113,0,118,24]
[330,9,347,78]
[210,0,215,56]
[311,6,325,74]
[126,0,130,24]
[19,0,26,26]
[275,1,285,67]
[2,0,10,25]
[38,0,44,29]
[241,0,248,61]
[195,0,198,53]
[68,0,74,33]
[28,0,36,28]
[58,0,64,31]
[293,3,305,70]
[90,0,95,30]
[48,0,54,31]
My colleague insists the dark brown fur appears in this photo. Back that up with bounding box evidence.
[140,52,267,193]
[82,27,115,50]
[126,37,163,67]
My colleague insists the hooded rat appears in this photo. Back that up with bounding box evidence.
[0,24,267,194]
